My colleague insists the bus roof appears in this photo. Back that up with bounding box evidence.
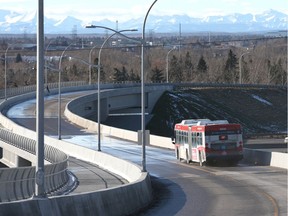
[179,119,229,126]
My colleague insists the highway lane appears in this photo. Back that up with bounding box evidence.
[6,91,288,216]
[68,156,128,194]
[6,91,97,136]
[73,135,286,216]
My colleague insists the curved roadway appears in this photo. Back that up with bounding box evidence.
[6,90,287,216]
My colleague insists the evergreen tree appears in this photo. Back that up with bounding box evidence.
[1,54,4,66]
[68,64,78,80]
[184,52,193,81]
[15,53,22,63]
[128,69,140,82]
[169,55,183,82]
[91,57,98,80]
[151,66,165,83]
[196,55,207,73]
[113,66,129,82]
[223,49,238,83]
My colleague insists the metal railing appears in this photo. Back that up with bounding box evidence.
[0,128,69,202]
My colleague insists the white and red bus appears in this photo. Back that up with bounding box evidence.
[172,119,243,165]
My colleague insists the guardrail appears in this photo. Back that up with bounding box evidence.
[0,128,69,202]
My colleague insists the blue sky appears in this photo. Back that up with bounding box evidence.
[0,0,287,22]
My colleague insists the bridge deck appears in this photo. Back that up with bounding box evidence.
[4,91,129,195]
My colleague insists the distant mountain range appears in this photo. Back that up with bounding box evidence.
[0,9,287,34]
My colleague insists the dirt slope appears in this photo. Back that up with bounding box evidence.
[147,87,287,137]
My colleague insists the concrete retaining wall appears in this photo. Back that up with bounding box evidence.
[65,98,175,150]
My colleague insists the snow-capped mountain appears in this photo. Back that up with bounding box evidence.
[0,9,286,34]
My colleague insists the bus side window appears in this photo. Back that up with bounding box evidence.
[192,132,197,148]
[185,131,188,144]
[196,132,202,146]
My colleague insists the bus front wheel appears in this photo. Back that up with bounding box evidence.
[199,151,203,166]
[176,148,179,159]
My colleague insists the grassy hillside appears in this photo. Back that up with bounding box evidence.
[147,87,287,138]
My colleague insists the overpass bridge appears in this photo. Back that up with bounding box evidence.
[0,82,287,215]
[0,82,172,215]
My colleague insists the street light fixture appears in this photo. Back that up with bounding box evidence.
[85,25,138,151]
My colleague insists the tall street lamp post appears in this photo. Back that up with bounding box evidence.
[58,42,74,140]
[239,49,249,84]
[140,0,158,172]
[88,44,98,85]
[35,0,45,198]
[44,40,54,85]
[4,45,12,100]
[166,46,176,83]
[46,53,97,142]
[86,0,158,171]
[86,25,137,151]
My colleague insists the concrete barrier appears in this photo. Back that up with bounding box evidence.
[0,172,152,216]
[65,98,175,149]
[243,148,288,169]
